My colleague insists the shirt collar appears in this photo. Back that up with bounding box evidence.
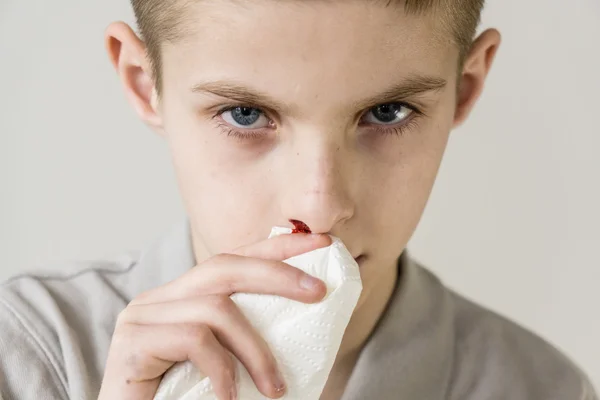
[342,253,455,399]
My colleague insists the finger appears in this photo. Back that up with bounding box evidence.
[132,254,326,305]
[183,325,238,400]
[100,323,236,400]
[121,296,286,398]
[232,232,331,261]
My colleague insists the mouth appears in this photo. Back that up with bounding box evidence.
[354,255,366,266]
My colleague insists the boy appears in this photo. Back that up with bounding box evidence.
[0,0,596,399]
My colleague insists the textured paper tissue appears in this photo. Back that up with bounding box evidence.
[154,227,363,400]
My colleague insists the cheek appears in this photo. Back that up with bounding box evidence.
[360,120,451,242]
[163,105,259,196]
[163,119,279,253]
[157,104,283,256]
[172,148,275,249]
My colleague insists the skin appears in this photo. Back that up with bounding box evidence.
[103,1,500,399]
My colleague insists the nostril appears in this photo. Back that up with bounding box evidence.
[289,219,312,234]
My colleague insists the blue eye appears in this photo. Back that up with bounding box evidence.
[222,107,269,129]
[362,103,413,125]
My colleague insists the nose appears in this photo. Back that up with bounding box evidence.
[279,143,355,235]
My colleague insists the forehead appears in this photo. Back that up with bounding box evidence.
[161,1,458,105]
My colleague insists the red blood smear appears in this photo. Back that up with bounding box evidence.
[290,219,312,234]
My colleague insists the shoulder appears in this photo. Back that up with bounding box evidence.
[0,221,193,399]
[0,254,139,399]
[0,253,139,347]
[446,286,597,400]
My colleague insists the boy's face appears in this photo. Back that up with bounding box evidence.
[109,1,498,298]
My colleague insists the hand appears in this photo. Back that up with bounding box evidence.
[98,233,330,400]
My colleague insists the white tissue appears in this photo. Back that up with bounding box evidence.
[153,227,363,400]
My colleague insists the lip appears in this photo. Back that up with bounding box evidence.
[354,255,366,266]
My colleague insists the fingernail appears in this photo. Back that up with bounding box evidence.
[300,274,321,292]
[273,370,286,394]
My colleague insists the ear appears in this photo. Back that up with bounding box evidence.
[453,28,501,127]
[105,22,164,133]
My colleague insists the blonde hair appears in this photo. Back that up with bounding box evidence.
[131,0,485,94]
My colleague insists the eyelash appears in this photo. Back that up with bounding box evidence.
[368,116,421,137]
[211,103,423,140]
[212,105,272,140]
[215,121,268,140]
[361,103,423,137]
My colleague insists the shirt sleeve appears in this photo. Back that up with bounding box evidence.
[0,297,67,400]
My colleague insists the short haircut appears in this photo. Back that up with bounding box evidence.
[130,0,485,95]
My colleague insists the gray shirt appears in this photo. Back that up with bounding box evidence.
[0,222,597,400]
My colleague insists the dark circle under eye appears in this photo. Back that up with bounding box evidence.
[371,103,403,123]
[231,107,262,126]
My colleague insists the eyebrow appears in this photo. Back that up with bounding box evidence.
[352,75,447,110]
[190,74,447,112]
[191,81,289,113]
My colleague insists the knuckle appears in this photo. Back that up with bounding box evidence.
[247,342,277,374]
[111,322,138,348]
[214,358,235,381]
[194,254,240,294]
[287,265,307,283]
[257,356,278,379]
[108,325,150,378]
[218,277,238,295]
[268,259,293,276]
[187,324,213,347]
[260,345,278,371]
[115,307,132,326]
[210,295,236,314]
[123,350,148,378]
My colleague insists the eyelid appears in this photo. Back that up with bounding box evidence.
[360,102,421,124]
[213,105,423,141]
[215,121,270,141]
[367,116,421,137]
[220,108,272,131]
[211,103,280,124]
[354,100,423,123]
[212,105,277,142]
[209,100,427,141]
[376,101,423,115]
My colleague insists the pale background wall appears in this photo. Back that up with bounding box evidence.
[1,0,599,389]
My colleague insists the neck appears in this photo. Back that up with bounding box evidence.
[342,260,398,357]
[321,260,399,400]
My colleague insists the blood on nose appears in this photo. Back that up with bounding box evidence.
[290,219,312,234]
